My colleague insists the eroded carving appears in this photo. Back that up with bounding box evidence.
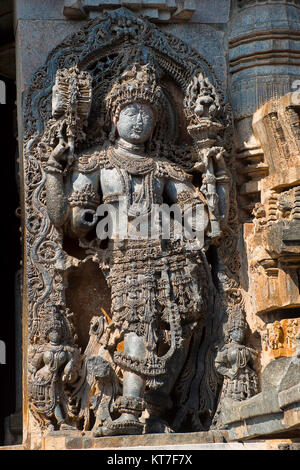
[262,319,300,361]
[213,309,259,428]
[28,306,82,431]
[23,8,244,437]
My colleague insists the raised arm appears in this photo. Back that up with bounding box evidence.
[45,138,100,238]
[45,138,70,227]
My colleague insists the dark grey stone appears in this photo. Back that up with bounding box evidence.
[278,360,300,393]
[15,0,66,21]
[87,356,112,378]
[282,221,300,244]
[261,357,292,389]
[192,0,230,24]
[230,3,300,41]
[16,20,82,91]
[278,383,300,409]
[162,24,226,88]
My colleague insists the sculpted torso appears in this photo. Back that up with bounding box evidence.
[72,168,165,202]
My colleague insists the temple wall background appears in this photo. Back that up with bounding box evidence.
[15,0,300,345]
[0,0,298,448]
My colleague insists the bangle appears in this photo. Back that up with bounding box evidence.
[44,160,63,174]
[216,173,231,184]
[44,165,63,175]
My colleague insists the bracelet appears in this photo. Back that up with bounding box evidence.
[215,170,231,184]
[44,166,63,175]
[44,160,63,175]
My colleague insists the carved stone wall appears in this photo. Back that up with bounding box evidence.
[63,0,197,21]
[9,0,300,449]
[243,93,300,362]
[230,0,300,217]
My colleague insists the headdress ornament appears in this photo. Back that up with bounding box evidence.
[105,63,165,120]
[224,307,248,336]
[40,306,67,342]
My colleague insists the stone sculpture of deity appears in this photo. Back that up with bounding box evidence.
[28,307,81,431]
[24,11,248,437]
[213,309,259,428]
[42,63,231,436]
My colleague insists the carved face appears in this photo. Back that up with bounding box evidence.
[116,103,155,145]
[230,327,245,344]
[48,328,61,344]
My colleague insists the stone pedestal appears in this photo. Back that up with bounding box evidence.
[2,433,300,451]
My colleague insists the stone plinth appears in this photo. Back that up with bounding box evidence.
[19,430,300,451]
[27,430,227,450]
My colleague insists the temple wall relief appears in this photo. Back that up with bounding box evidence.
[9,0,300,449]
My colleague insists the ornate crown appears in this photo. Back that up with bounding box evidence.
[105,63,165,120]
[225,307,248,335]
[40,306,68,342]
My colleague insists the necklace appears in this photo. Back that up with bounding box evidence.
[108,146,156,216]
[116,140,145,156]
[108,146,156,176]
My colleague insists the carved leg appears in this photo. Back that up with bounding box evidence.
[94,332,146,436]
[54,404,76,431]
[145,337,191,433]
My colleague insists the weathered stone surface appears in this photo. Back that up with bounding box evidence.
[262,358,295,389]
[21,7,237,445]
[230,3,300,40]
[87,355,112,378]
[14,0,66,21]
[16,20,82,92]
[62,0,197,21]
[9,0,300,451]
[39,430,229,450]
[192,0,230,24]
[162,24,227,87]
[262,320,300,366]
[242,94,300,336]
[19,431,300,450]
[253,94,300,181]
[220,355,300,440]
[279,383,300,409]
[229,0,300,228]
[43,430,227,449]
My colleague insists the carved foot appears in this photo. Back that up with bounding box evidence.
[93,414,144,437]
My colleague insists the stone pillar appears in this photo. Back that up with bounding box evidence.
[229,0,300,217]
